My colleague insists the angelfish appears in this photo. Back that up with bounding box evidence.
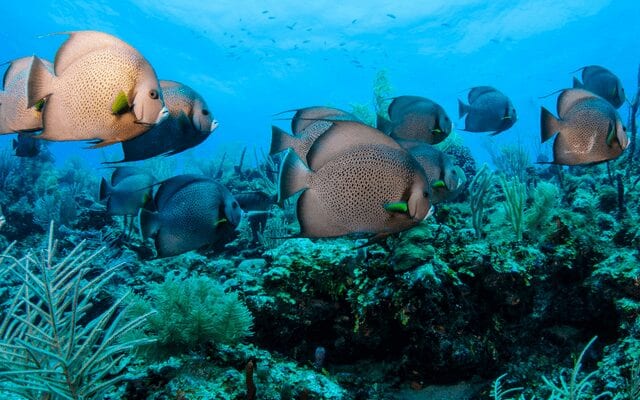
[27,30,169,147]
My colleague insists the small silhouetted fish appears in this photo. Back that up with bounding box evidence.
[269,16,275,20]
[262,10,269,14]
[540,88,627,165]
[234,191,276,242]
[458,86,516,135]
[386,13,396,19]
[12,133,40,157]
[286,22,297,30]
[573,65,625,108]
[27,31,169,147]
[352,19,358,24]
[278,129,431,238]
[139,174,242,258]
[378,96,452,145]
[112,80,217,163]
[397,140,465,203]
[0,57,53,134]
[99,167,155,216]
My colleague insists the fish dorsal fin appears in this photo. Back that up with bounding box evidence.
[557,88,599,118]
[388,96,425,117]
[306,120,402,171]
[292,106,354,134]
[54,31,138,75]
[3,57,36,88]
[154,174,213,210]
[111,166,149,186]
[395,139,426,152]
[468,86,497,104]
[580,65,611,82]
[159,80,183,89]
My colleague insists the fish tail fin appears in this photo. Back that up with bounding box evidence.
[99,177,112,201]
[278,149,311,203]
[376,114,392,134]
[572,76,583,89]
[138,208,160,240]
[458,99,469,118]
[27,56,54,108]
[270,125,297,155]
[540,107,561,143]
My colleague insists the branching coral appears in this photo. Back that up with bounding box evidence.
[469,164,495,238]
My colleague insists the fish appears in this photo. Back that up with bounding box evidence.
[0,57,53,134]
[278,123,432,238]
[289,106,361,135]
[458,86,517,135]
[139,174,243,258]
[12,133,41,157]
[540,88,627,165]
[234,191,277,243]
[111,80,217,163]
[573,65,626,108]
[397,140,466,204]
[377,96,452,145]
[270,119,399,169]
[27,30,169,147]
[99,166,155,216]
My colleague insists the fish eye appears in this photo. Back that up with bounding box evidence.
[202,109,210,116]
[149,89,159,99]
[423,191,429,198]
[232,201,238,209]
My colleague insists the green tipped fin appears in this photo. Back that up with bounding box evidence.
[606,122,615,147]
[34,98,45,112]
[112,91,130,115]
[432,180,446,189]
[215,218,228,226]
[384,201,408,214]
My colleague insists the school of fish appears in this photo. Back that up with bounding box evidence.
[0,29,630,257]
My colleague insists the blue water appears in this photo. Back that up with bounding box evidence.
[3,0,639,167]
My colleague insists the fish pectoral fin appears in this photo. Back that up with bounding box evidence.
[605,121,615,147]
[215,218,228,227]
[112,91,131,115]
[431,180,446,189]
[85,138,119,149]
[34,99,46,112]
[384,201,408,214]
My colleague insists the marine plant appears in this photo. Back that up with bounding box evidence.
[470,164,495,238]
[541,337,612,400]
[490,144,530,183]
[126,274,253,358]
[500,175,527,241]
[372,69,393,117]
[524,181,559,235]
[0,223,152,399]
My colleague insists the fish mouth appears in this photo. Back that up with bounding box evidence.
[210,119,219,133]
[156,106,170,124]
[423,206,435,221]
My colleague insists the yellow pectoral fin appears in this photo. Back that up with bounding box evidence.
[384,201,408,214]
[215,218,228,227]
[34,99,45,112]
[432,180,446,189]
[605,122,615,147]
[112,91,130,115]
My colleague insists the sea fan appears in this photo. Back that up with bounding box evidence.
[0,222,153,399]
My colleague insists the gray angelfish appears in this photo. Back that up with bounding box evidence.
[540,88,627,165]
[99,166,155,216]
[573,65,625,109]
[458,86,517,135]
[377,96,452,145]
[139,174,242,258]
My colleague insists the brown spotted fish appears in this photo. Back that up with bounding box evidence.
[139,174,242,258]
[0,57,53,134]
[278,121,432,238]
[458,86,517,135]
[540,88,627,165]
[397,140,465,204]
[113,80,217,162]
[377,96,452,144]
[271,120,399,168]
[573,65,625,109]
[27,30,169,147]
